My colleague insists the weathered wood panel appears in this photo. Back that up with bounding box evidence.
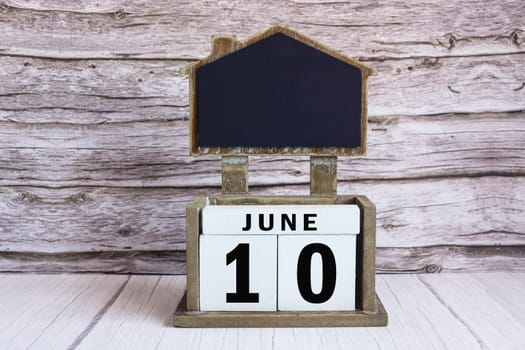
[260,179,525,248]
[421,273,525,349]
[1,55,524,121]
[1,0,523,60]
[0,274,128,349]
[1,273,523,349]
[0,177,523,252]
[470,273,525,321]
[0,113,522,187]
[370,55,525,116]
[0,57,189,123]
[0,251,185,274]
[0,187,195,252]
[377,246,525,273]
[364,275,482,349]
[0,176,523,273]
[75,275,186,350]
[0,0,523,273]
[1,246,524,274]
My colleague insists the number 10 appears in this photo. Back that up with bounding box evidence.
[226,243,337,304]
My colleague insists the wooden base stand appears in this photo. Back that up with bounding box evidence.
[171,194,387,328]
[173,293,388,328]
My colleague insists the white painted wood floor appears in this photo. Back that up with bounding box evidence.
[0,273,523,350]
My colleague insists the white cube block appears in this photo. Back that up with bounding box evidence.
[202,205,360,235]
[199,235,277,311]
[278,235,357,311]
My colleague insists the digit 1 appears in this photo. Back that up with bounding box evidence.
[226,243,259,303]
[297,243,336,303]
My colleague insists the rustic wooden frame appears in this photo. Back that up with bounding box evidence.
[174,25,385,327]
[173,194,387,327]
[184,25,376,157]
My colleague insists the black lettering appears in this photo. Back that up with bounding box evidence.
[297,243,336,303]
[281,214,296,231]
[241,213,252,231]
[304,214,317,231]
[259,213,274,231]
[226,244,259,303]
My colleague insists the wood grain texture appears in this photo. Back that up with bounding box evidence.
[355,195,377,311]
[468,273,525,329]
[364,275,483,349]
[0,57,189,124]
[0,0,524,273]
[370,55,525,116]
[0,178,522,252]
[0,186,197,252]
[1,55,523,122]
[377,246,525,273]
[185,197,207,310]
[420,273,525,349]
[3,273,523,349]
[310,156,337,195]
[0,0,523,60]
[0,113,522,187]
[75,275,185,350]
[221,156,249,194]
[2,246,522,275]
[0,176,522,273]
[173,294,387,327]
[0,250,186,274]
[0,274,128,349]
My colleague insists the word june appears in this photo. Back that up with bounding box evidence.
[241,213,318,232]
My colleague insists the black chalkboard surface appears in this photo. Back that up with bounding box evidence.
[196,33,362,148]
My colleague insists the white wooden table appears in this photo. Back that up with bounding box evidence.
[0,273,523,350]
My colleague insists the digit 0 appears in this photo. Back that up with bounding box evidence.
[296,243,337,303]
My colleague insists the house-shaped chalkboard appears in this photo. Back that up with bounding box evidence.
[186,25,376,156]
[173,26,387,328]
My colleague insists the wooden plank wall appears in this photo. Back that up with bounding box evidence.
[0,0,523,274]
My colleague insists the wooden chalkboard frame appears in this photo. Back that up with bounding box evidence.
[184,25,377,156]
[173,25,387,328]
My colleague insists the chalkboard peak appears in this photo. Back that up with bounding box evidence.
[191,26,376,77]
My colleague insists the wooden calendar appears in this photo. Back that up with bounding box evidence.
[173,26,388,327]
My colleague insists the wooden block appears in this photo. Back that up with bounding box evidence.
[201,204,360,235]
[221,156,248,194]
[199,235,277,311]
[278,235,357,311]
[310,156,337,195]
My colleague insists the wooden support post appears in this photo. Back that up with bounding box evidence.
[310,156,337,195]
[222,156,249,194]
[185,197,208,311]
[355,195,377,312]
